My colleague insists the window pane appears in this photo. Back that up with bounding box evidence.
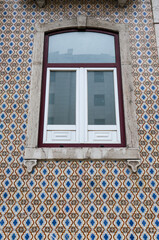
[48,32,115,63]
[48,71,76,125]
[88,71,116,125]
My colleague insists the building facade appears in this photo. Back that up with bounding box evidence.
[0,0,159,239]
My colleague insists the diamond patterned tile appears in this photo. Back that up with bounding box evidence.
[0,0,159,239]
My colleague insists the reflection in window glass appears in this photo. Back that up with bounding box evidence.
[94,94,105,106]
[48,71,76,125]
[48,32,115,63]
[94,72,104,82]
[94,119,106,125]
[88,71,116,125]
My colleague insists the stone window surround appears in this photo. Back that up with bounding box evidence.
[24,16,141,173]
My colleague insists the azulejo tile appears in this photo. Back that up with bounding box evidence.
[0,0,159,239]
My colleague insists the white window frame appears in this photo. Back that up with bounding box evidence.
[24,16,141,173]
[44,67,120,144]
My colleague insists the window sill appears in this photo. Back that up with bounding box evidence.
[25,147,140,160]
[24,147,141,173]
[35,0,127,8]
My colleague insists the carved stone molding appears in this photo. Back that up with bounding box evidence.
[23,159,141,173]
[77,16,87,29]
[23,160,37,173]
[118,0,127,7]
[127,159,141,173]
[35,0,46,8]
[35,0,127,8]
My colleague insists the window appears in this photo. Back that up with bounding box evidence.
[39,30,126,147]
[24,17,140,167]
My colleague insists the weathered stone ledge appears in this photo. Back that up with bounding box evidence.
[35,0,128,8]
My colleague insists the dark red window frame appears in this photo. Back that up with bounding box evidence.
[38,28,126,148]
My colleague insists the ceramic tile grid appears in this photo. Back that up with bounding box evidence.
[0,0,159,239]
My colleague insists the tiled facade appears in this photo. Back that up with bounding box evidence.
[0,0,159,239]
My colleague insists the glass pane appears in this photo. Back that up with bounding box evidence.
[48,71,76,125]
[88,71,116,125]
[48,32,115,63]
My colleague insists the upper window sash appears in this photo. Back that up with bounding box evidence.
[47,31,116,64]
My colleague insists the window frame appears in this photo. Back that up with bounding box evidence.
[24,16,140,164]
[43,67,121,145]
[39,29,126,147]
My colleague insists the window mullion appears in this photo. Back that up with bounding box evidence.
[78,68,87,143]
[84,68,88,143]
[76,69,80,143]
